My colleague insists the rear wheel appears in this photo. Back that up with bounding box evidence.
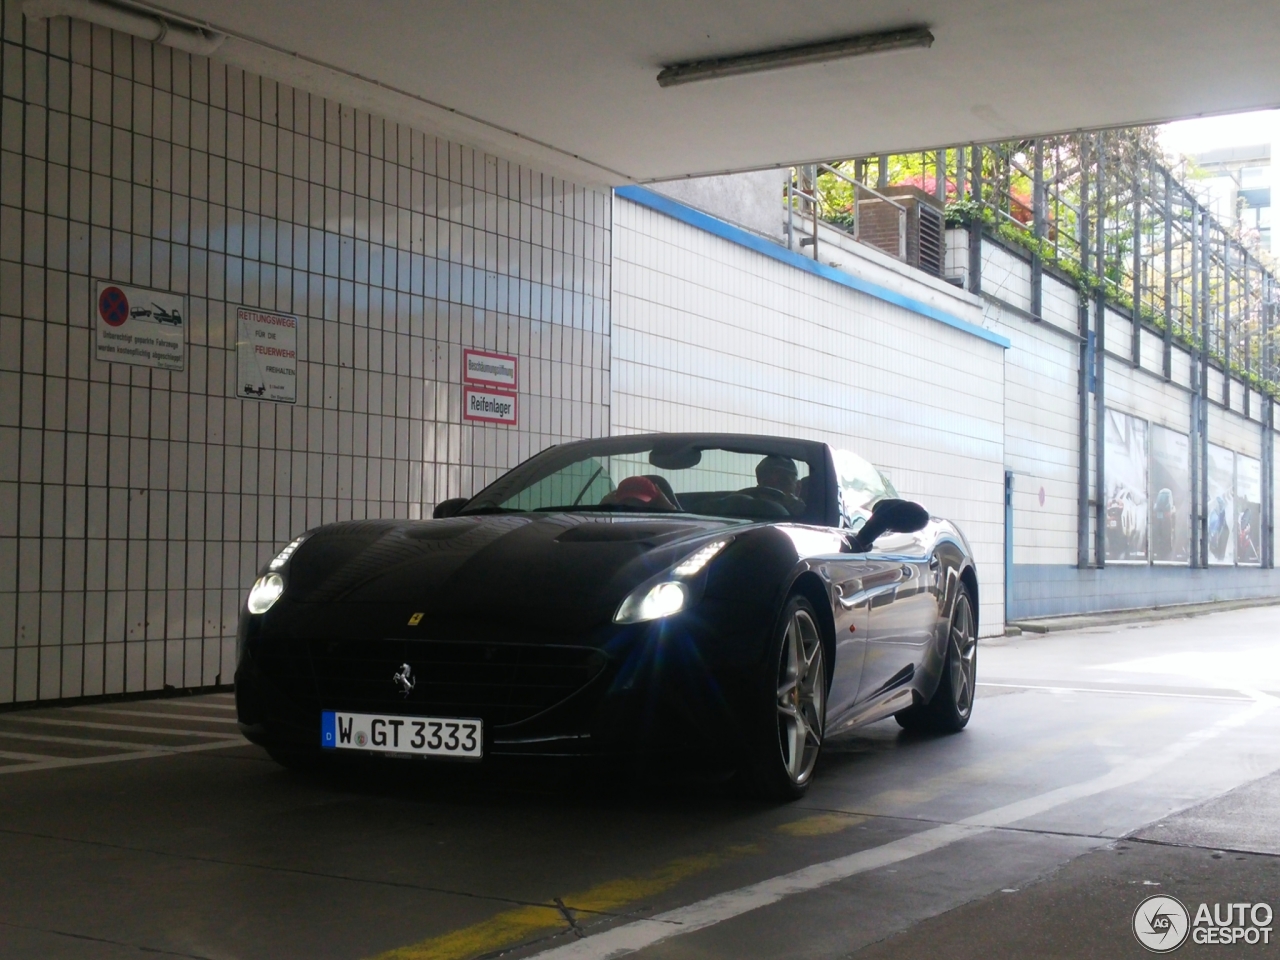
[748,595,827,800]
[895,591,977,733]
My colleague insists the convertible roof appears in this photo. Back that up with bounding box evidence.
[552,433,830,460]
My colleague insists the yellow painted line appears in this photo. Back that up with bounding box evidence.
[372,904,565,960]
[368,847,756,960]
[776,813,868,837]
[375,703,1175,960]
[563,847,757,915]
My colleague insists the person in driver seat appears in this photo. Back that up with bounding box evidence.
[744,455,806,515]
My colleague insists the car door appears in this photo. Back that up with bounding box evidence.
[823,448,913,728]
[854,527,938,705]
[823,555,874,722]
[823,550,902,730]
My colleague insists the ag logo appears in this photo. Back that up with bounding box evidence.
[1134,895,1190,953]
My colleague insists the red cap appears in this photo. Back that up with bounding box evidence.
[615,476,662,503]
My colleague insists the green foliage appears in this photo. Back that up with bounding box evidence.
[807,130,1279,399]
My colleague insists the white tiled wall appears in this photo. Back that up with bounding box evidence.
[613,197,1008,635]
[986,297,1080,566]
[0,3,610,702]
[978,233,1277,572]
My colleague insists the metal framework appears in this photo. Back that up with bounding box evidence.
[824,135,1279,397]
[787,164,907,261]
[808,134,1277,570]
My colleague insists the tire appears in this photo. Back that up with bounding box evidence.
[895,591,977,734]
[748,594,828,801]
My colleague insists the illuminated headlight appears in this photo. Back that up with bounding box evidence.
[672,538,731,577]
[268,536,306,570]
[247,573,285,614]
[614,581,687,624]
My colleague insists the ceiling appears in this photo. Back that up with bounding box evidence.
[135,0,1280,186]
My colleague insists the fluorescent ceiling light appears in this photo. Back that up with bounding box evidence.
[657,26,934,88]
[24,0,224,56]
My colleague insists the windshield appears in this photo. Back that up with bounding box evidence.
[832,448,898,513]
[461,435,828,523]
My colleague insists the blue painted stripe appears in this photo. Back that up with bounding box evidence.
[321,710,336,749]
[614,185,1011,350]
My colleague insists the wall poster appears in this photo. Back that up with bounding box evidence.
[236,306,299,403]
[1104,409,1148,562]
[1148,425,1191,563]
[1206,444,1236,565]
[1236,454,1262,565]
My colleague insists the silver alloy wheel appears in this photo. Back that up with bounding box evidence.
[949,596,977,719]
[776,607,825,784]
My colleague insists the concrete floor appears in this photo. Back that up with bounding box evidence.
[1,607,1279,960]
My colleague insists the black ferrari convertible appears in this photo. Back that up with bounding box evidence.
[236,433,979,798]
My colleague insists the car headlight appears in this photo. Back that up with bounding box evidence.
[247,573,285,614]
[612,538,732,624]
[671,538,731,577]
[614,581,686,624]
[268,536,307,570]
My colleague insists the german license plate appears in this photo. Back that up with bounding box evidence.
[321,711,482,758]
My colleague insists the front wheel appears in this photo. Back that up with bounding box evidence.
[748,594,827,800]
[896,591,977,733]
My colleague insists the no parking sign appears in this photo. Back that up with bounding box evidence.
[94,281,186,371]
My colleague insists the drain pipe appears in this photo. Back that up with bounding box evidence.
[24,0,224,57]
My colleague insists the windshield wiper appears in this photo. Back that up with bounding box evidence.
[457,505,523,515]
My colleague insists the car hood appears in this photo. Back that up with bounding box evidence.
[279,513,738,630]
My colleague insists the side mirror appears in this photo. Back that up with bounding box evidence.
[432,497,469,519]
[849,498,929,551]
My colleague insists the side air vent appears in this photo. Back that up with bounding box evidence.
[856,184,946,278]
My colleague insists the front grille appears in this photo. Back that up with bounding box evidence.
[307,638,609,727]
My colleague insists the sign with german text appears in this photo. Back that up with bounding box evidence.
[237,306,299,403]
[463,349,518,390]
[94,281,185,371]
[463,387,518,424]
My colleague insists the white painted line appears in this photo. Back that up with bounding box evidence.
[0,729,185,750]
[3,717,234,739]
[529,693,1278,959]
[143,700,237,712]
[0,748,63,763]
[0,738,246,776]
[67,706,240,724]
[977,682,1253,702]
